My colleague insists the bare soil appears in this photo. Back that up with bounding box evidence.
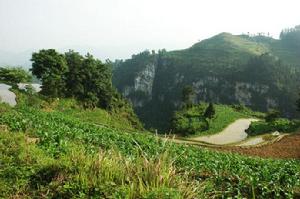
[218,133,300,159]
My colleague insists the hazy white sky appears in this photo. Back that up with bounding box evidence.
[0,0,299,60]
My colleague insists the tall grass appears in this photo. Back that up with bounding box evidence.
[0,131,203,199]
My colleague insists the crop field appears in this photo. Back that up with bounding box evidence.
[0,106,300,198]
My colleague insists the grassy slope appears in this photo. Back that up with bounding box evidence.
[53,100,141,132]
[173,33,300,68]
[0,104,299,198]
[173,104,264,136]
[15,90,143,132]
[0,131,199,199]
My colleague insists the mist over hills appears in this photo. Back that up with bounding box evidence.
[0,50,32,69]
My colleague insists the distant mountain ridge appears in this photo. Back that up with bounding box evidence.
[113,25,300,130]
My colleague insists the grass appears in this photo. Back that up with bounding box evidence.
[57,104,140,132]
[0,104,299,198]
[0,131,201,199]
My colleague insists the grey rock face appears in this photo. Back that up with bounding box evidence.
[121,63,156,107]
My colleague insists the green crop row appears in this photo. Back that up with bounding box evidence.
[1,106,299,198]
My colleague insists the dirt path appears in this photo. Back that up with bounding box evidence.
[0,83,16,106]
[189,118,259,145]
[237,137,264,146]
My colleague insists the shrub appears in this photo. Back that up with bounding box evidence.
[172,112,209,136]
[203,103,215,119]
[246,118,300,135]
[265,109,281,122]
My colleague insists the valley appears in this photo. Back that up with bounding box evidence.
[1,25,300,198]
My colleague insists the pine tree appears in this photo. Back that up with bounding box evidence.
[204,103,215,119]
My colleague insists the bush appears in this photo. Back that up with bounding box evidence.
[265,109,281,122]
[246,118,300,135]
[172,114,209,136]
[203,103,215,119]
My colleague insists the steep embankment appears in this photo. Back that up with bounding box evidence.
[113,27,300,130]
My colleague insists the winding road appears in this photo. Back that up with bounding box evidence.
[189,118,259,145]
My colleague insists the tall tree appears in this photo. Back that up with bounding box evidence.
[204,103,215,119]
[64,50,84,97]
[31,49,68,97]
[79,53,113,109]
[182,85,196,108]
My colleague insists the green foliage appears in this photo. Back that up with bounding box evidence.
[69,52,114,109]
[172,113,208,135]
[265,109,281,122]
[64,50,84,97]
[203,102,215,119]
[30,49,142,128]
[181,85,196,108]
[246,118,300,136]
[0,132,200,199]
[0,67,32,86]
[0,107,299,198]
[31,49,68,97]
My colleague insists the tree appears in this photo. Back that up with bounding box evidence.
[265,109,281,122]
[64,50,84,97]
[31,49,68,97]
[77,53,114,109]
[204,103,215,119]
[181,85,196,108]
[0,67,32,87]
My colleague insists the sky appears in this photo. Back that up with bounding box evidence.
[0,0,299,61]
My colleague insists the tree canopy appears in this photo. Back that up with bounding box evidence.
[0,67,32,86]
[31,49,68,97]
[31,49,120,110]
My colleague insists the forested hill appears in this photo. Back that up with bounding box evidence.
[113,25,300,131]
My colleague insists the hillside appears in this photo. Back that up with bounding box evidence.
[113,25,300,130]
[1,101,299,198]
